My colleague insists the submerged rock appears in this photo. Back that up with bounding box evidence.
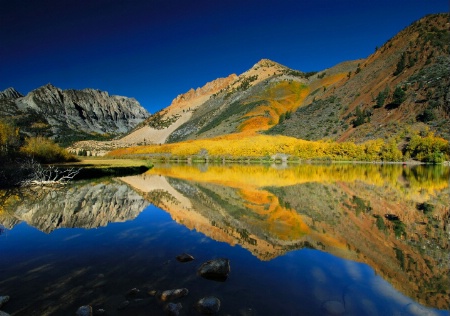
[195,296,221,314]
[148,290,158,296]
[322,300,345,315]
[0,296,9,308]
[198,258,230,281]
[176,253,195,262]
[127,287,140,296]
[117,300,130,310]
[75,305,93,316]
[164,302,183,316]
[158,288,189,302]
[239,307,257,316]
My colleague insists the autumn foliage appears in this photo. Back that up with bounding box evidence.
[108,132,449,163]
[20,136,77,163]
[1,120,77,164]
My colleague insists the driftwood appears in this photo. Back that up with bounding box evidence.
[19,159,81,187]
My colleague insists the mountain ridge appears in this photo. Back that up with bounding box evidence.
[0,84,150,146]
[2,14,448,155]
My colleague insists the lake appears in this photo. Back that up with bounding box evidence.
[0,163,449,315]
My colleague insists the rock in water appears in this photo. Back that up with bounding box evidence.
[75,305,93,316]
[0,296,8,309]
[176,253,195,262]
[127,287,140,296]
[322,300,345,315]
[158,288,189,302]
[117,300,130,310]
[198,258,230,281]
[195,296,221,314]
[164,302,183,316]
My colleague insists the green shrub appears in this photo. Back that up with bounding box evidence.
[376,216,386,230]
[417,202,434,214]
[417,109,435,122]
[394,53,406,76]
[374,87,389,108]
[392,87,406,106]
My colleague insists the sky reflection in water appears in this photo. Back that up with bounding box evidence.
[0,164,448,315]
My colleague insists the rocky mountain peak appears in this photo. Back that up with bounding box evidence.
[253,58,283,69]
[0,87,24,99]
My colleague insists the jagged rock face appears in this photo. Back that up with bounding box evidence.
[0,87,23,99]
[0,84,150,145]
[17,84,149,134]
[1,180,149,233]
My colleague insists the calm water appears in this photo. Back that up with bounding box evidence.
[0,163,449,315]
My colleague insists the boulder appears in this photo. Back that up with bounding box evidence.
[198,258,230,281]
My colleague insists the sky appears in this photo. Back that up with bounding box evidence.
[1,0,448,113]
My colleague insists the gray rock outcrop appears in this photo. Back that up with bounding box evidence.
[0,87,23,99]
[0,84,150,143]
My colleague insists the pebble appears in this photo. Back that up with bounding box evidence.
[176,253,195,263]
[159,288,189,302]
[148,290,158,296]
[239,307,257,316]
[0,296,8,308]
[75,305,93,316]
[164,302,183,316]
[127,288,140,296]
[195,296,221,314]
[117,300,130,310]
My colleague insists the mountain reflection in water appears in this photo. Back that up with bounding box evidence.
[0,164,448,315]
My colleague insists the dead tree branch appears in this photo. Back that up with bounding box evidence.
[19,159,81,187]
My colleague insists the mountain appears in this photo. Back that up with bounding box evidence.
[0,84,150,146]
[68,74,238,154]
[78,14,448,156]
[269,13,449,143]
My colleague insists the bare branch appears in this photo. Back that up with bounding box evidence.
[19,159,81,187]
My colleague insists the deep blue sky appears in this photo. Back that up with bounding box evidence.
[1,0,447,113]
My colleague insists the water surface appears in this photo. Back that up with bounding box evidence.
[0,164,448,315]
